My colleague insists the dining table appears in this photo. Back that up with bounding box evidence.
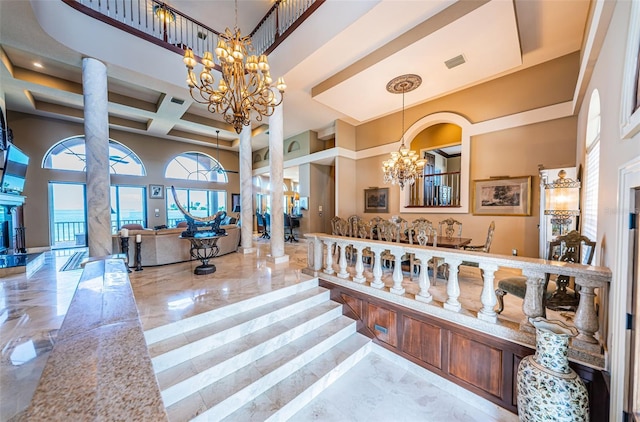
[430,236,472,249]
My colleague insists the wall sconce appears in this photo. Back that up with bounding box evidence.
[544,169,580,236]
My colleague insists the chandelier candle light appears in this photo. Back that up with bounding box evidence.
[183,0,286,134]
[544,169,581,236]
[382,74,426,190]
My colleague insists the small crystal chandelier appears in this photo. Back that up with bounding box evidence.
[382,74,426,190]
[182,0,286,134]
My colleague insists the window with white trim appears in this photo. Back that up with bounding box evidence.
[582,89,600,252]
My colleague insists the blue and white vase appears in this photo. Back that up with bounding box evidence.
[517,317,589,421]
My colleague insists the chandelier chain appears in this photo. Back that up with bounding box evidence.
[182,4,286,134]
[382,74,425,190]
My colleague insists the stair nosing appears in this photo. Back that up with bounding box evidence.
[145,276,318,345]
[160,301,344,406]
[150,288,330,372]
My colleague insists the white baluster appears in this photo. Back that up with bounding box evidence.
[337,241,349,279]
[415,251,432,303]
[478,263,499,323]
[313,237,323,273]
[390,248,404,295]
[443,258,462,312]
[353,246,366,283]
[323,240,335,275]
[370,247,384,289]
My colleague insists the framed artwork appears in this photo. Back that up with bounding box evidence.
[364,187,389,213]
[299,196,308,210]
[472,176,532,216]
[149,184,164,199]
[231,193,240,212]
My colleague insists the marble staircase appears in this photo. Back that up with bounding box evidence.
[145,276,372,421]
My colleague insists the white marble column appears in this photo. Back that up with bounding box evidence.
[267,103,287,263]
[238,124,255,254]
[82,58,111,257]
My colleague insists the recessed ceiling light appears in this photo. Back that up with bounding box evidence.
[33,62,43,68]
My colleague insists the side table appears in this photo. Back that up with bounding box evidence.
[180,234,227,275]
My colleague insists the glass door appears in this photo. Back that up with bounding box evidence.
[49,182,86,249]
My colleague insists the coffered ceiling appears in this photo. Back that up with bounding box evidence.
[0,0,590,152]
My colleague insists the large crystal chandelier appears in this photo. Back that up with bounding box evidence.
[182,0,286,134]
[382,74,426,190]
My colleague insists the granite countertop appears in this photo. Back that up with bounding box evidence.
[25,259,168,421]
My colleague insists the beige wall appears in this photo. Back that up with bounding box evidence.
[344,57,579,257]
[7,112,239,249]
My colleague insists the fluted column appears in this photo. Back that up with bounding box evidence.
[82,58,111,257]
[238,124,255,253]
[268,103,287,263]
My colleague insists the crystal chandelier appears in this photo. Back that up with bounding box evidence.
[182,0,286,134]
[382,74,426,190]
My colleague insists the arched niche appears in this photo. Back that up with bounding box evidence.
[399,112,471,214]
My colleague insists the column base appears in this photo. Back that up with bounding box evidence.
[390,287,405,295]
[238,246,256,254]
[477,311,497,324]
[415,293,433,303]
[370,281,385,289]
[267,254,289,264]
[443,301,461,312]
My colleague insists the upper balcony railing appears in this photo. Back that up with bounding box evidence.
[63,0,324,59]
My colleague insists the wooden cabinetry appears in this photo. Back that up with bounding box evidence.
[322,280,609,420]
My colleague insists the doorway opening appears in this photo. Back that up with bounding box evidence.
[49,182,86,249]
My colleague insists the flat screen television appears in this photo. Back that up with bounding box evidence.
[1,144,29,194]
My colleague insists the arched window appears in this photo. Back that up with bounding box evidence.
[42,136,145,175]
[583,90,600,247]
[165,151,228,183]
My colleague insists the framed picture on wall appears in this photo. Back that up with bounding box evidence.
[364,187,389,213]
[472,176,532,216]
[231,193,240,212]
[149,184,164,199]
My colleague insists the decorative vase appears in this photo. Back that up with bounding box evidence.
[517,317,589,422]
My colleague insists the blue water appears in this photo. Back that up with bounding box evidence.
[54,209,143,222]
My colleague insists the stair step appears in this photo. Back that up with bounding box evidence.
[217,333,371,422]
[150,286,330,373]
[159,301,344,407]
[145,276,318,345]
[166,315,359,422]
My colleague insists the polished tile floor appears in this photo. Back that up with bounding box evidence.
[1,240,520,421]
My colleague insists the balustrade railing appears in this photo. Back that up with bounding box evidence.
[65,0,323,59]
[305,233,611,358]
[53,222,86,243]
[409,171,461,207]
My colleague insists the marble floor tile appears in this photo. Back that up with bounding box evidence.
[2,239,523,422]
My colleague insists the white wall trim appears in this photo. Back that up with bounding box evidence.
[609,156,640,419]
[468,101,574,136]
[620,0,640,139]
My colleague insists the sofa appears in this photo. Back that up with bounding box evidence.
[111,225,240,267]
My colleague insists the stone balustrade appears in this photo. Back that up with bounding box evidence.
[304,233,612,359]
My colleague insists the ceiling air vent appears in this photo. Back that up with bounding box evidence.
[445,54,466,69]
[170,97,185,105]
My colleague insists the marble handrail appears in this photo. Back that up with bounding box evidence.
[304,233,612,357]
[25,258,168,420]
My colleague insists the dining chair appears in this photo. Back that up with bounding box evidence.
[347,215,362,237]
[439,218,462,239]
[464,221,495,253]
[495,230,595,314]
